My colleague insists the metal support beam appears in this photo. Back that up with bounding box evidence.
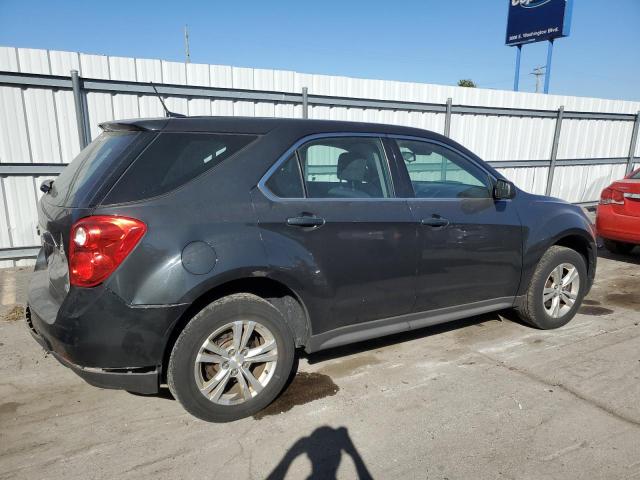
[444,98,452,137]
[70,70,88,149]
[0,246,40,261]
[1,156,635,176]
[546,106,565,196]
[0,163,66,175]
[302,87,308,119]
[544,40,554,94]
[626,112,640,175]
[514,45,522,92]
[1,72,635,121]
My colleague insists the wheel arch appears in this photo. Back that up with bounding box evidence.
[519,225,597,299]
[553,233,595,278]
[160,276,310,382]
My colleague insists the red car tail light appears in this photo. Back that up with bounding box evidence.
[69,216,146,287]
[600,187,625,206]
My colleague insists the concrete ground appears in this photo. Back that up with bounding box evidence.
[1,249,640,479]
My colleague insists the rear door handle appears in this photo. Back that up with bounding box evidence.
[421,217,450,228]
[286,215,325,227]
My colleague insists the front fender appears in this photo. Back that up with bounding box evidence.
[517,194,597,297]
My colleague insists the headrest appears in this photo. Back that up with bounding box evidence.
[337,152,368,182]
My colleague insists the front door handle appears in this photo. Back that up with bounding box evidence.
[287,215,326,227]
[421,217,450,228]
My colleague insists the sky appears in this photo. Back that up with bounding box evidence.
[0,0,638,101]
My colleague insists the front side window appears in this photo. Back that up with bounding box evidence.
[298,137,392,199]
[396,139,490,199]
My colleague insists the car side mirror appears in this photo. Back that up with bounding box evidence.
[493,179,515,200]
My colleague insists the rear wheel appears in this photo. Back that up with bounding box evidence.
[168,293,295,422]
[517,246,587,329]
[603,239,635,255]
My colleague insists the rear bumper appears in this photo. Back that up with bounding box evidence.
[596,206,640,244]
[27,307,161,394]
[26,267,189,394]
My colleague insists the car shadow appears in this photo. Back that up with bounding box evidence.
[303,308,525,365]
[127,387,175,401]
[597,245,640,265]
[266,425,373,480]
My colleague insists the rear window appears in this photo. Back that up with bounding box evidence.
[632,170,640,179]
[105,132,257,204]
[50,132,142,207]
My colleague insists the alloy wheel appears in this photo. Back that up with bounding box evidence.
[194,320,278,405]
[542,262,580,318]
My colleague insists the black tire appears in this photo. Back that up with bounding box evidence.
[167,293,295,422]
[603,239,635,255]
[516,246,587,329]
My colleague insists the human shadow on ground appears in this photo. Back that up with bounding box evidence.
[266,425,373,480]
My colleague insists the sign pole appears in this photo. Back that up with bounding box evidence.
[544,40,554,94]
[506,0,572,95]
[514,45,522,92]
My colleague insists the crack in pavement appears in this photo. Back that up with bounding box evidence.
[476,350,640,429]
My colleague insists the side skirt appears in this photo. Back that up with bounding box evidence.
[305,297,515,353]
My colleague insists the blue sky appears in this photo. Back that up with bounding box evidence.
[1,0,638,101]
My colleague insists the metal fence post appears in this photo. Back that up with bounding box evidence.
[626,111,640,175]
[444,97,452,137]
[70,70,88,149]
[302,87,308,119]
[545,105,564,196]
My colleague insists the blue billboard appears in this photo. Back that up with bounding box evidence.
[506,0,573,46]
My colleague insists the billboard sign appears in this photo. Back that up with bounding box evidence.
[506,0,573,46]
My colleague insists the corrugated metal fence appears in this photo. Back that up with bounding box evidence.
[1,46,639,267]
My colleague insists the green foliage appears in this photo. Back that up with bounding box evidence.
[457,79,477,88]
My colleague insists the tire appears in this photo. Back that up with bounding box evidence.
[517,246,587,329]
[167,293,295,422]
[603,239,635,255]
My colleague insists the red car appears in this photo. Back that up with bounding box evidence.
[596,167,640,254]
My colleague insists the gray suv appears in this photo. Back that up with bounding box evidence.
[27,117,596,422]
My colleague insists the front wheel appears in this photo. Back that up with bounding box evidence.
[517,246,587,329]
[168,293,295,422]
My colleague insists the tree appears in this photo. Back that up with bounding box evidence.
[457,79,477,88]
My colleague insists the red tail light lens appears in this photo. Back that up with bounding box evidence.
[69,216,146,287]
[600,187,624,206]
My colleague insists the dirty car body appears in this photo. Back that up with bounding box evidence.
[26,117,596,419]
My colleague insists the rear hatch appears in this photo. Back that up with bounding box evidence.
[37,129,154,301]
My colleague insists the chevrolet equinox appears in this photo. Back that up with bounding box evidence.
[27,117,597,422]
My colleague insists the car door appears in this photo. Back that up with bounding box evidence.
[252,134,417,337]
[389,137,523,315]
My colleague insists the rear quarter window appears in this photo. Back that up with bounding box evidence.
[104,132,257,203]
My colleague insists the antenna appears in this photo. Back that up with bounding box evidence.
[150,82,187,118]
[184,25,191,63]
[531,66,546,94]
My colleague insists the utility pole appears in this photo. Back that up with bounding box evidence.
[184,25,191,63]
[531,66,545,94]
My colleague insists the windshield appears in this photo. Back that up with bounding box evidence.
[632,169,640,179]
[49,132,141,207]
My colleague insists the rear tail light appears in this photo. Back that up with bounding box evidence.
[600,187,625,206]
[69,216,146,287]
